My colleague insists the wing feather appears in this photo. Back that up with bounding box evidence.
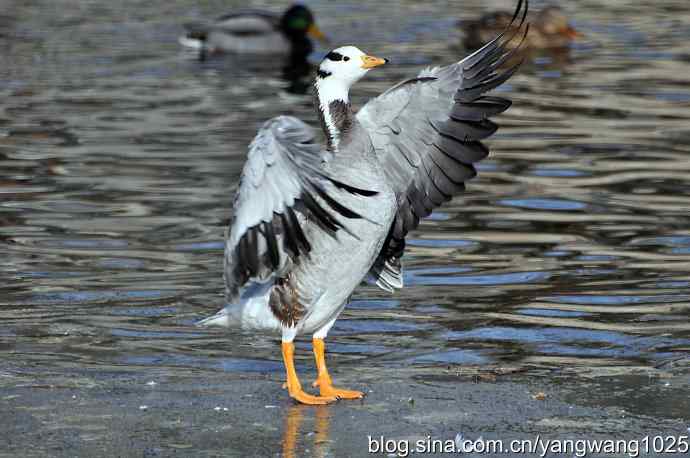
[357,0,528,291]
[224,116,377,301]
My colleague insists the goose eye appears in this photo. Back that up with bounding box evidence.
[343,56,350,61]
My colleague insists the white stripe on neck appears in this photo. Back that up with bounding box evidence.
[314,77,349,150]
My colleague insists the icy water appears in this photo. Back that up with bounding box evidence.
[2,0,690,430]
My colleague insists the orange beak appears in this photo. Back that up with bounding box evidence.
[307,24,329,43]
[361,54,388,69]
[562,25,582,40]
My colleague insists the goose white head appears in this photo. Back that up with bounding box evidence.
[315,46,388,102]
[314,46,387,150]
[317,46,387,86]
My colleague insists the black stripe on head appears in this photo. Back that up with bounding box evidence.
[317,69,332,78]
[325,51,343,61]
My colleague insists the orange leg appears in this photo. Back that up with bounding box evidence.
[312,338,364,400]
[282,342,337,405]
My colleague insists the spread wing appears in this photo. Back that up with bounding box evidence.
[357,0,528,292]
[224,115,376,302]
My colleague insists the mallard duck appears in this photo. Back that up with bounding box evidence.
[199,0,528,405]
[180,4,326,57]
[463,5,578,50]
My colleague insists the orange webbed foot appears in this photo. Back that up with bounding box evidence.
[288,387,338,405]
[281,341,338,405]
[311,338,365,400]
[313,378,365,400]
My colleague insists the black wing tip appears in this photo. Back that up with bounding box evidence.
[328,177,379,197]
[449,96,513,122]
[498,0,530,57]
[300,192,341,234]
[261,221,280,270]
[457,48,525,104]
[286,207,312,255]
[435,0,527,204]
[312,184,364,220]
[510,0,529,31]
[462,0,530,71]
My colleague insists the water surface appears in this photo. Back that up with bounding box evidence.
[2,0,690,417]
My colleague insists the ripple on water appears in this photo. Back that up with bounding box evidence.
[407,269,553,286]
[19,289,180,305]
[1,0,690,387]
[408,349,490,365]
[443,326,690,362]
[498,198,588,211]
[542,294,690,306]
[121,354,284,373]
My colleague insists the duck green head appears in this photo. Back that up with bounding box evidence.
[281,4,327,42]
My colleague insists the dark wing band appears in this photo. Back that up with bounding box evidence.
[358,0,528,291]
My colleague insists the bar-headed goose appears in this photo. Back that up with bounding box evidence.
[181,4,326,57]
[200,1,528,405]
